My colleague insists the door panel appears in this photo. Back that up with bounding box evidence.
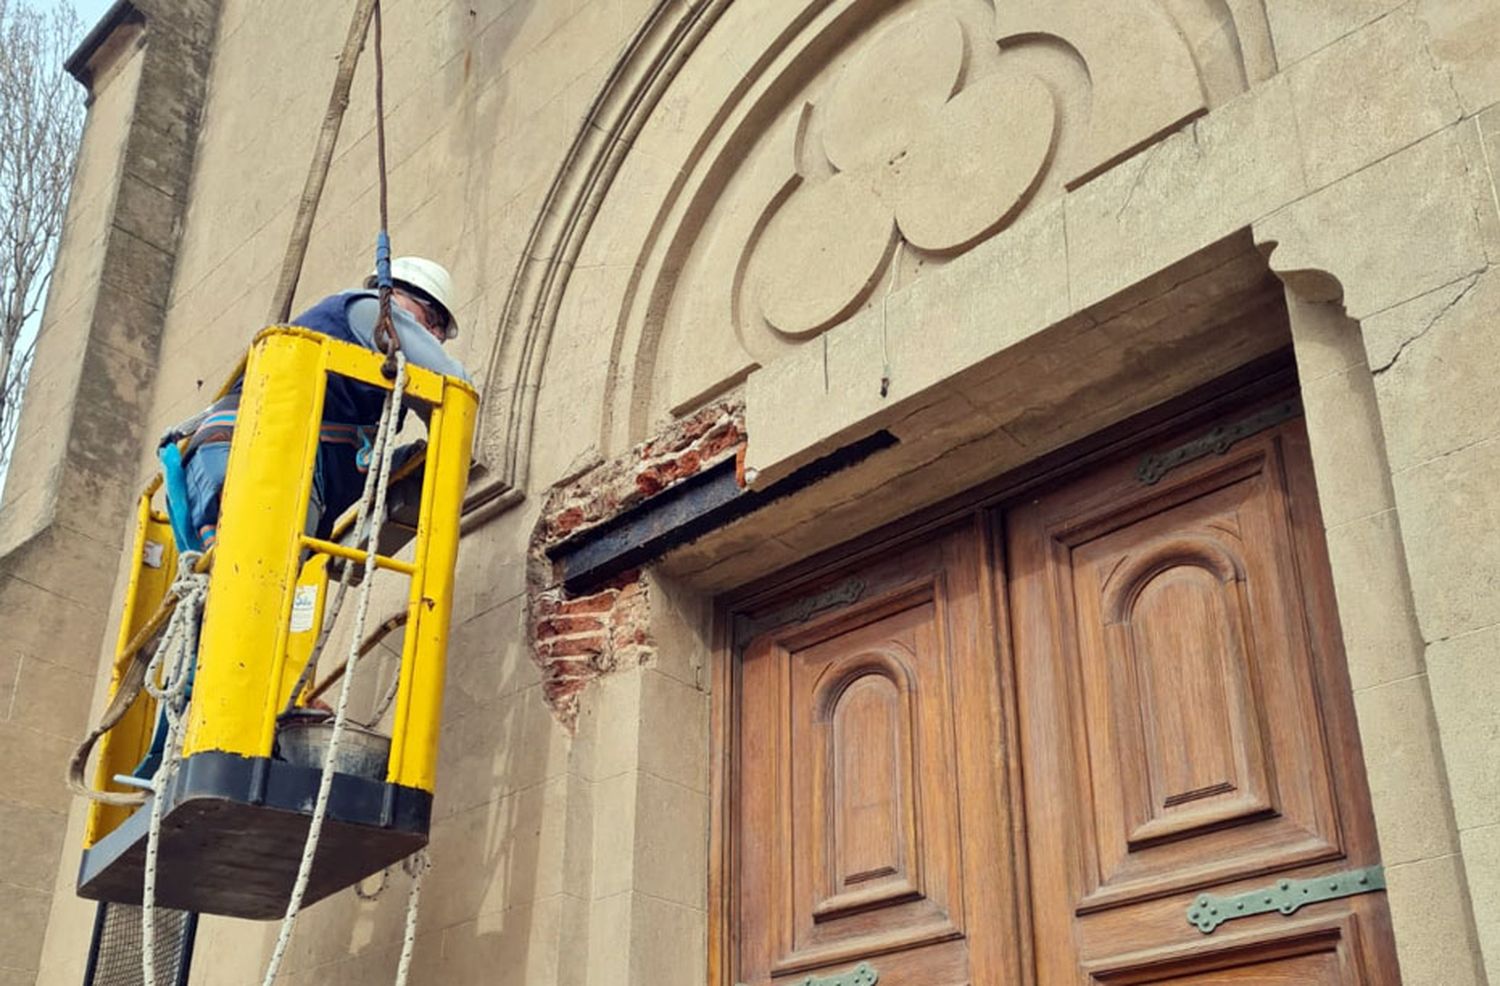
[724,391,1400,986]
[1005,406,1398,983]
[731,524,1021,985]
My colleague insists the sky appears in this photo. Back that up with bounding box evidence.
[0,0,115,494]
[59,0,114,33]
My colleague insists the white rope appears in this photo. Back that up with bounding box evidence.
[394,848,430,986]
[139,551,209,986]
[260,351,409,985]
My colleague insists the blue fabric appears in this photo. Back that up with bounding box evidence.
[177,289,468,546]
[185,442,230,547]
[185,441,324,544]
[293,291,391,429]
[159,444,203,552]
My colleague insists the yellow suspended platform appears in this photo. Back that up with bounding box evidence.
[75,327,477,919]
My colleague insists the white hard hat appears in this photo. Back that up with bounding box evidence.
[368,256,459,339]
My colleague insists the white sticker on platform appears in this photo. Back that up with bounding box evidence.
[290,584,319,633]
[143,540,165,569]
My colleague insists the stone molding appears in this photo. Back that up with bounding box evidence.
[467,0,1277,525]
[466,0,736,526]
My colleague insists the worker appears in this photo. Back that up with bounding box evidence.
[177,256,470,549]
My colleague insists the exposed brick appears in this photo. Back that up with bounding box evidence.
[550,507,587,537]
[537,635,606,659]
[635,468,665,498]
[556,593,617,616]
[529,399,743,728]
[535,614,604,636]
[543,677,591,704]
[542,658,599,679]
[700,422,744,460]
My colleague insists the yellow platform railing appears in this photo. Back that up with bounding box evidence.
[84,326,476,847]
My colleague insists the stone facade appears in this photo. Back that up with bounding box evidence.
[0,2,218,981]
[7,0,1499,983]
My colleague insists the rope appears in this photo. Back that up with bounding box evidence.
[268,0,380,324]
[66,556,216,808]
[260,352,408,985]
[263,9,429,976]
[371,0,401,378]
[395,850,430,985]
[138,552,210,986]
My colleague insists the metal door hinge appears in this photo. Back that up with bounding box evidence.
[732,577,865,655]
[1186,865,1385,933]
[736,962,878,986]
[1137,400,1300,485]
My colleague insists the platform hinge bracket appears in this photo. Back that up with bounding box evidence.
[1187,865,1386,934]
[732,577,865,656]
[737,961,878,986]
[1137,399,1300,484]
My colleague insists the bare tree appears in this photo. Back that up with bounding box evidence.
[0,0,83,484]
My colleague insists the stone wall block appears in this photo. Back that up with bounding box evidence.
[637,669,709,795]
[632,771,708,910]
[1287,8,1462,192]
[443,596,535,721]
[1256,129,1486,320]
[1418,0,1500,115]
[1352,674,1459,865]
[0,886,51,977]
[1457,109,1500,266]
[1370,267,1500,472]
[628,892,708,986]
[8,658,94,742]
[1425,625,1500,832]
[1323,510,1427,691]
[435,897,564,986]
[0,723,75,814]
[884,201,1071,403]
[419,778,570,939]
[1066,75,1305,313]
[436,686,571,821]
[586,892,633,985]
[572,668,643,786]
[1460,822,1500,975]
[1288,364,1395,528]
[138,0,221,48]
[1382,853,1486,986]
[0,802,66,893]
[744,320,848,483]
[1392,437,1500,641]
[1360,274,1479,374]
[90,283,172,363]
[52,473,135,554]
[1284,294,1366,383]
[590,772,639,901]
[118,116,195,198]
[1262,0,1404,68]
[0,573,105,677]
[112,173,180,255]
[74,336,158,430]
[98,227,174,310]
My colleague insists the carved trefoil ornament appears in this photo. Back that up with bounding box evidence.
[744,10,1059,340]
[610,0,1275,439]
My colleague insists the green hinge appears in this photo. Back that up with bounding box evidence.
[1187,865,1386,934]
[736,962,878,986]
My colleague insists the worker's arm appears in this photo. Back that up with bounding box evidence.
[345,296,471,382]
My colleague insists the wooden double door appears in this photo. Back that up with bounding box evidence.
[723,397,1399,984]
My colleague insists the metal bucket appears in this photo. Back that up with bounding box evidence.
[276,716,391,782]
